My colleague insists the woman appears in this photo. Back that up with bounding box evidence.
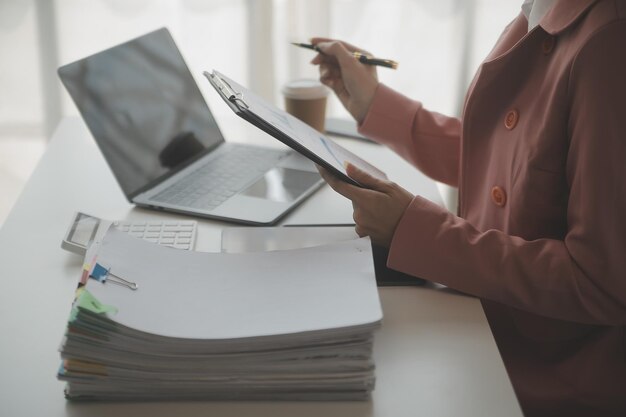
[311,0,626,415]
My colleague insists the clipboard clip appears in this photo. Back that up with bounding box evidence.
[204,71,249,109]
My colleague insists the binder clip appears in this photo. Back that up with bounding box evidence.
[90,263,138,290]
[204,71,249,109]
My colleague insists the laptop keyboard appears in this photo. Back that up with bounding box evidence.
[113,220,197,250]
[151,145,289,211]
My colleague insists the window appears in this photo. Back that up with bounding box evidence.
[1,0,521,141]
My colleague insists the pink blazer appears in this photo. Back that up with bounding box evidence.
[359,1,626,415]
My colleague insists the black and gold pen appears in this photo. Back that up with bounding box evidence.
[291,42,398,70]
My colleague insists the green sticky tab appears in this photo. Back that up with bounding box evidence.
[69,306,79,322]
[71,289,118,320]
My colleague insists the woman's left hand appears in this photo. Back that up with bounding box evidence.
[318,163,414,247]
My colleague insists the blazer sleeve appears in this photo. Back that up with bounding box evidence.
[386,22,626,326]
[358,84,461,187]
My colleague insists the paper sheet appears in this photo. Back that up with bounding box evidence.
[85,229,382,340]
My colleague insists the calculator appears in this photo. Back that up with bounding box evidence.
[61,212,197,255]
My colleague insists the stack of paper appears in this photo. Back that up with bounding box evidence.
[58,228,382,401]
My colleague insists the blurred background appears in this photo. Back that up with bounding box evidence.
[0,0,522,227]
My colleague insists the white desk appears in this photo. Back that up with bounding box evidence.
[0,117,522,417]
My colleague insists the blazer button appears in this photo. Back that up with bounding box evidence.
[504,109,519,130]
[542,36,556,54]
[491,186,507,207]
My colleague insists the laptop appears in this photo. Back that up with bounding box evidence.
[58,28,324,225]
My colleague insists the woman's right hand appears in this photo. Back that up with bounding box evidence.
[310,37,379,124]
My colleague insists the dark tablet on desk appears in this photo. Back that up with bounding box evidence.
[325,117,374,143]
[372,244,426,286]
[221,227,425,287]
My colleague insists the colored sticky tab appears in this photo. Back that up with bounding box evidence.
[81,254,99,285]
[80,268,89,285]
[69,289,117,321]
[90,263,109,282]
[68,288,85,322]
[57,361,66,376]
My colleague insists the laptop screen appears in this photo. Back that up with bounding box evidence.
[58,28,225,198]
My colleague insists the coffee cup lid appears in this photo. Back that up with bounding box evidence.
[281,79,329,100]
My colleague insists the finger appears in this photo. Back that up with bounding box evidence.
[354,224,368,238]
[314,53,338,64]
[310,37,370,54]
[318,65,350,106]
[310,36,335,44]
[345,162,390,192]
[315,41,359,72]
[317,165,354,199]
[319,70,345,97]
[312,53,339,67]
[310,53,323,65]
[319,64,340,83]
[317,165,370,201]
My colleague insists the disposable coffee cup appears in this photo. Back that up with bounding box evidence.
[282,79,329,132]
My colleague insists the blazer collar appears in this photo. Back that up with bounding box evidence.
[539,0,599,34]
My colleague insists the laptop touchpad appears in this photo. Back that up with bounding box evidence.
[241,168,321,202]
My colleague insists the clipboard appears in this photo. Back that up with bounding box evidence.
[204,70,387,188]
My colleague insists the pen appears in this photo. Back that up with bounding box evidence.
[291,42,398,70]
